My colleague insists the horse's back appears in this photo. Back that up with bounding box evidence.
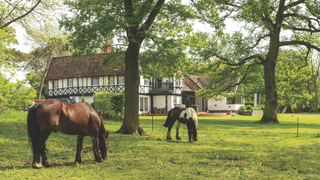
[36,99,101,135]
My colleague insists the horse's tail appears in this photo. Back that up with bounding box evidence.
[27,104,41,151]
[163,109,173,127]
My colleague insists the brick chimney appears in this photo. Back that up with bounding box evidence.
[104,44,113,53]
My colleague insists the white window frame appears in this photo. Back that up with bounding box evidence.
[109,76,114,85]
[92,77,99,86]
[118,76,125,85]
[139,97,149,112]
[67,78,73,87]
[52,80,58,89]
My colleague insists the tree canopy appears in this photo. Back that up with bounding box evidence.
[191,0,320,123]
[60,0,199,134]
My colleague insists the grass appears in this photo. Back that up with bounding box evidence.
[1,109,320,179]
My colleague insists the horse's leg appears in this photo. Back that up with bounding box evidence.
[75,135,84,164]
[32,130,51,168]
[40,130,52,167]
[193,128,198,142]
[187,121,194,143]
[166,122,175,140]
[90,135,103,162]
[176,121,182,140]
[32,151,42,169]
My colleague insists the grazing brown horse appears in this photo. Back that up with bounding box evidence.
[27,99,109,169]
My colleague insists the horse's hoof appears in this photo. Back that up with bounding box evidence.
[193,139,198,141]
[189,140,194,143]
[32,162,43,169]
[176,137,182,140]
[43,160,52,167]
[166,137,172,140]
[96,158,104,163]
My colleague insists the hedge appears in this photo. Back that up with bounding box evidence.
[93,92,125,113]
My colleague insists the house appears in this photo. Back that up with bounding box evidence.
[45,52,244,114]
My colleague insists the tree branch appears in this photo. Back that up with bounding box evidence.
[279,41,320,52]
[138,0,165,41]
[297,47,310,72]
[1,0,42,29]
[248,33,271,49]
[284,0,306,11]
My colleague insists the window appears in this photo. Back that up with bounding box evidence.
[144,79,149,86]
[227,97,242,104]
[92,77,99,86]
[173,97,177,104]
[109,76,114,85]
[227,97,235,104]
[118,76,125,85]
[67,79,73,87]
[139,97,148,112]
[52,80,58,89]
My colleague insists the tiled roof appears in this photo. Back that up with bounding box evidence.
[45,53,125,80]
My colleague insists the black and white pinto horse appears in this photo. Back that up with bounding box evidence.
[163,106,198,143]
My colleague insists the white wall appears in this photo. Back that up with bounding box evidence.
[153,96,166,109]
[208,96,244,111]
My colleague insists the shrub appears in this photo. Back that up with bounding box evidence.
[245,102,254,107]
[261,106,265,110]
[246,105,253,112]
[252,107,261,110]
[238,106,246,114]
[244,110,252,113]
[93,92,125,113]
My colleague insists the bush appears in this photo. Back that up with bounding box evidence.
[252,107,261,110]
[261,106,264,110]
[244,110,252,113]
[246,105,253,112]
[245,102,254,107]
[93,92,125,113]
[238,106,246,114]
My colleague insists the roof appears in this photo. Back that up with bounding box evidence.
[45,53,125,80]
[183,75,210,91]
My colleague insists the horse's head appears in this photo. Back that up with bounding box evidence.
[99,130,109,160]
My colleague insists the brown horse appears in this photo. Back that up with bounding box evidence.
[27,99,109,169]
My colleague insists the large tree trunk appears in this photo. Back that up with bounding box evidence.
[260,56,279,123]
[116,42,144,135]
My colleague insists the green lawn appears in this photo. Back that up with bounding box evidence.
[1,110,320,179]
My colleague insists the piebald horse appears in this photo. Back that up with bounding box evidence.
[27,99,109,168]
[163,106,198,143]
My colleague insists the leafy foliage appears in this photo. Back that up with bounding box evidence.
[93,92,124,113]
[0,73,36,116]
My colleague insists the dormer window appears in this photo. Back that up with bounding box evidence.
[67,78,73,87]
[92,77,99,86]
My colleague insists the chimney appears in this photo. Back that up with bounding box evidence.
[104,44,113,53]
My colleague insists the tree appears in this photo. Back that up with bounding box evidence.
[60,0,197,135]
[276,49,312,111]
[0,72,36,116]
[25,36,68,99]
[191,0,320,123]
